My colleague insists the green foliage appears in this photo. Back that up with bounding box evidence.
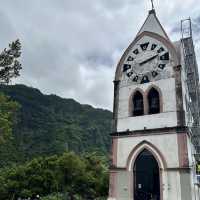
[0,39,22,84]
[0,84,112,167]
[0,84,110,199]
[0,152,109,200]
[41,193,64,200]
[0,93,20,144]
[197,164,200,173]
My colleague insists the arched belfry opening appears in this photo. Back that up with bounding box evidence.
[132,91,144,116]
[134,149,160,200]
[148,88,160,114]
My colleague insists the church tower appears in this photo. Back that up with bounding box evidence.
[108,6,200,200]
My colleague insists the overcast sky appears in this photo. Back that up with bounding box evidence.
[1,0,200,110]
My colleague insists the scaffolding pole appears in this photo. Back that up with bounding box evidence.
[181,18,200,160]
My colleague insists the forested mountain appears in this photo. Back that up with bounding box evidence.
[0,84,112,167]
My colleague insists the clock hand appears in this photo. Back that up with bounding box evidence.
[139,54,158,66]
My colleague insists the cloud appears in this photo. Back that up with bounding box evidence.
[0,0,200,110]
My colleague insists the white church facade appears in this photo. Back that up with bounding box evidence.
[108,7,200,200]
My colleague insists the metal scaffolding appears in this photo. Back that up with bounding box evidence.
[181,18,200,159]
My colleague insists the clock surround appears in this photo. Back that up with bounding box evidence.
[122,40,170,84]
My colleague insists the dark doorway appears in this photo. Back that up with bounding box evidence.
[134,149,160,200]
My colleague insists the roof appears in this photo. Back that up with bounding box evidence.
[137,9,170,40]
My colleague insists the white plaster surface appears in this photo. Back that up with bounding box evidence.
[117,112,177,132]
[117,78,177,132]
[167,171,181,200]
[116,133,179,168]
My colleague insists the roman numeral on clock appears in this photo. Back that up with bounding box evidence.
[141,75,150,84]
[160,52,169,61]
[157,47,165,53]
[127,71,133,77]
[127,56,134,61]
[132,75,138,82]
[140,42,149,51]
[123,64,131,72]
[133,49,139,55]
[158,64,166,69]
[151,44,157,50]
[152,71,158,77]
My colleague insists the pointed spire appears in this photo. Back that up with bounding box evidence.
[149,8,156,15]
[149,0,156,15]
[136,5,169,40]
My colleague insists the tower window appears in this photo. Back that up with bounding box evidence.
[148,88,160,114]
[133,91,144,116]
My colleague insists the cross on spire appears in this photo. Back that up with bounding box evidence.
[151,0,155,10]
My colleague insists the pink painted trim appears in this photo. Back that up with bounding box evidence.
[108,172,117,198]
[113,131,176,139]
[129,171,134,199]
[126,141,167,200]
[108,138,118,198]
[177,133,189,167]
[126,140,167,170]
[112,138,118,166]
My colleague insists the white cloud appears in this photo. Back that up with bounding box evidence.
[0,0,200,110]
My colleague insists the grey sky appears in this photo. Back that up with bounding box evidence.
[1,0,200,110]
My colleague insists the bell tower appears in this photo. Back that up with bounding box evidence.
[108,7,200,200]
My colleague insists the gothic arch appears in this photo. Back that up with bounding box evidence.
[115,31,180,81]
[145,85,163,114]
[129,88,145,117]
[126,141,166,200]
[126,140,167,171]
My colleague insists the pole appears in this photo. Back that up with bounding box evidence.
[151,0,155,10]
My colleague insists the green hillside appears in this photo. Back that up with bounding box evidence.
[0,84,112,167]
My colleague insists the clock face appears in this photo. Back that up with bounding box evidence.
[122,41,170,84]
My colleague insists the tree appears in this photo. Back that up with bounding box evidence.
[0,39,22,84]
[0,39,22,143]
[0,94,20,143]
[0,152,109,200]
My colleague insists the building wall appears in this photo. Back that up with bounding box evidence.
[117,78,177,132]
[115,133,179,169]
[167,171,181,200]
[108,11,200,200]
[109,133,200,200]
[180,171,193,200]
[109,167,194,200]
